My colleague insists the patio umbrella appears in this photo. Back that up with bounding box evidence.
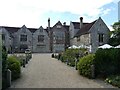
[115,45,120,48]
[98,44,113,49]
[68,45,78,49]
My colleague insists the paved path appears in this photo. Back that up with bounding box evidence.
[9,54,116,88]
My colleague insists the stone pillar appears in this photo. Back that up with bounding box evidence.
[75,58,78,70]
[91,64,95,79]
[23,59,26,68]
[25,53,28,64]
[7,69,11,87]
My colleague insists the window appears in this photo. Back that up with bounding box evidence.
[40,29,43,32]
[99,34,104,43]
[38,35,44,42]
[20,35,27,41]
[57,25,61,28]
[2,34,5,40]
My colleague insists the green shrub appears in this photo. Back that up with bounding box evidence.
[61,48,87,66]
[7,56,21,80]
[94,48,120,77]
[17,55,26,66]
[77,54,95,78]
[105,75,120,88]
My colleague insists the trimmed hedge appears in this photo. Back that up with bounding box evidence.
[77,54,95,78]
[61,48,87,66]
[7,55,21,80]
[94,48,120,77]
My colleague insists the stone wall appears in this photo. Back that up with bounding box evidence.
[90,17,110,53]
[13,25,32,52]
[77,34,90,46]
[0,27,12,52]
[33,26,50,53]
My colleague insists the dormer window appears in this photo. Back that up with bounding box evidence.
[40,29,43,32]
[57,25,61,28]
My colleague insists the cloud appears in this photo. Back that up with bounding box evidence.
[0,0,117,28]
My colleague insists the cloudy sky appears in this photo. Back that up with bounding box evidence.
[0,0,119,30]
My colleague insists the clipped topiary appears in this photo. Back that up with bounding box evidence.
[7,56,21,80]
[77,54,95,78]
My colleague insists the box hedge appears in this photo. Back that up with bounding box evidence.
[94,48,120,78]
[61,48,87,66]
[77,54,95,78]
[7,55,21,80]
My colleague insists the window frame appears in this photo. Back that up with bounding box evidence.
[20,34,27,42]
[98,33,104,43]
[38,35,44,42]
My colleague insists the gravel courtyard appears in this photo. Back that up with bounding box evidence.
[9,54,116,88]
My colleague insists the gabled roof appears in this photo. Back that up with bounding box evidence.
[75,20,97,37]
[52,21,62,29]
[4,26,20,33]
[72,22,89,29]
[1,26,37,33]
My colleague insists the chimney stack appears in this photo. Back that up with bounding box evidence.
[80,17,83,29]
[63,22,66,26]
[48,18,50,30]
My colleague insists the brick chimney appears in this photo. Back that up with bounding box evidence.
[80,17,83,29]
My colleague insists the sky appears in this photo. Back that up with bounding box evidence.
[0,0,119,30]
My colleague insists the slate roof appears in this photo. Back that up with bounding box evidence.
[4,26,20,33]
[28,28,37,33]
[75,20,97,37]
[72,22,89,29]
[1,26,37,33]
[63,25,69,31]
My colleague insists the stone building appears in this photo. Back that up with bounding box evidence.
[0,27,13,52]
[49,20,69,53]
[0,18,69,53]
[33,26,50,53]
[0,17,109,53]
[70,17,110,53]
[0,25,50,53]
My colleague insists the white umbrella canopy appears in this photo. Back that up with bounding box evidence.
[115,45,120,48]
[68,45,78,49]
[98,44,113,49]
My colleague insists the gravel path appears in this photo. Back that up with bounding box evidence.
[9,54,116,88]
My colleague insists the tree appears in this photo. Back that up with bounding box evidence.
[109,22,120,46]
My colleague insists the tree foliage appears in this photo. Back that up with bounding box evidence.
[109,22,120,46]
